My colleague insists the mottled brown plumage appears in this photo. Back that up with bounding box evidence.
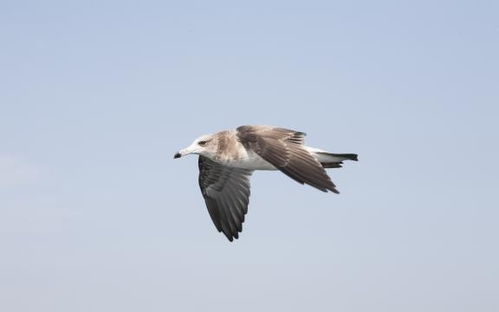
[237,125,339,193]
[175,125,358,241]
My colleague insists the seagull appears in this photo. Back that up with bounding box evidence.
[174,125,358,241]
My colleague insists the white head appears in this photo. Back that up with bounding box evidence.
[174,134,218,159]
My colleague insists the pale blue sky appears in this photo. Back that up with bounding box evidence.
[1,1,498,311]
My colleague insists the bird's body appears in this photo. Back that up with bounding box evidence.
[197,129,271,170]
[174,125,358,241]
[187,129,273,170]
[223,149,276,170]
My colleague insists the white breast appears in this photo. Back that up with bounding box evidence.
[222,149,277,170]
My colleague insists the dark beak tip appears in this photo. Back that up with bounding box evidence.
[174,152,181,159]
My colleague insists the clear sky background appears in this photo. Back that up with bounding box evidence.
[1,1,498,311]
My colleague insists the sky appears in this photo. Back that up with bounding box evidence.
[1,1,498,311]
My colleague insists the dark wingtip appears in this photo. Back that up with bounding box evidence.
[224,233,236,242]
[328,186,340,194]
[174,152,181,159]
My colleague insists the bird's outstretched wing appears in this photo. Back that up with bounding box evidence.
[198,156,253,241]
[237,125,338,193]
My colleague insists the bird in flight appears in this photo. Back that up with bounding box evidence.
[174,125,358,241]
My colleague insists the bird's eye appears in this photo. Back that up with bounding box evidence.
[198,140,208,146]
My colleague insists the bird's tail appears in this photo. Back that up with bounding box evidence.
[305,147,358,169]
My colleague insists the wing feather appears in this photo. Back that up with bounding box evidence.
[237,125,338,193]
[198,156,253,241]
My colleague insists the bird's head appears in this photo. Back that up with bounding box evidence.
[174,134,218,159]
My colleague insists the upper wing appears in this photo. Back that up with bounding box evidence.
[198,156,253,241]
[237,125,338,193]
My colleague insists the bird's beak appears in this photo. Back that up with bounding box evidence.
[174,145,197,159]
[174,148,187,159]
